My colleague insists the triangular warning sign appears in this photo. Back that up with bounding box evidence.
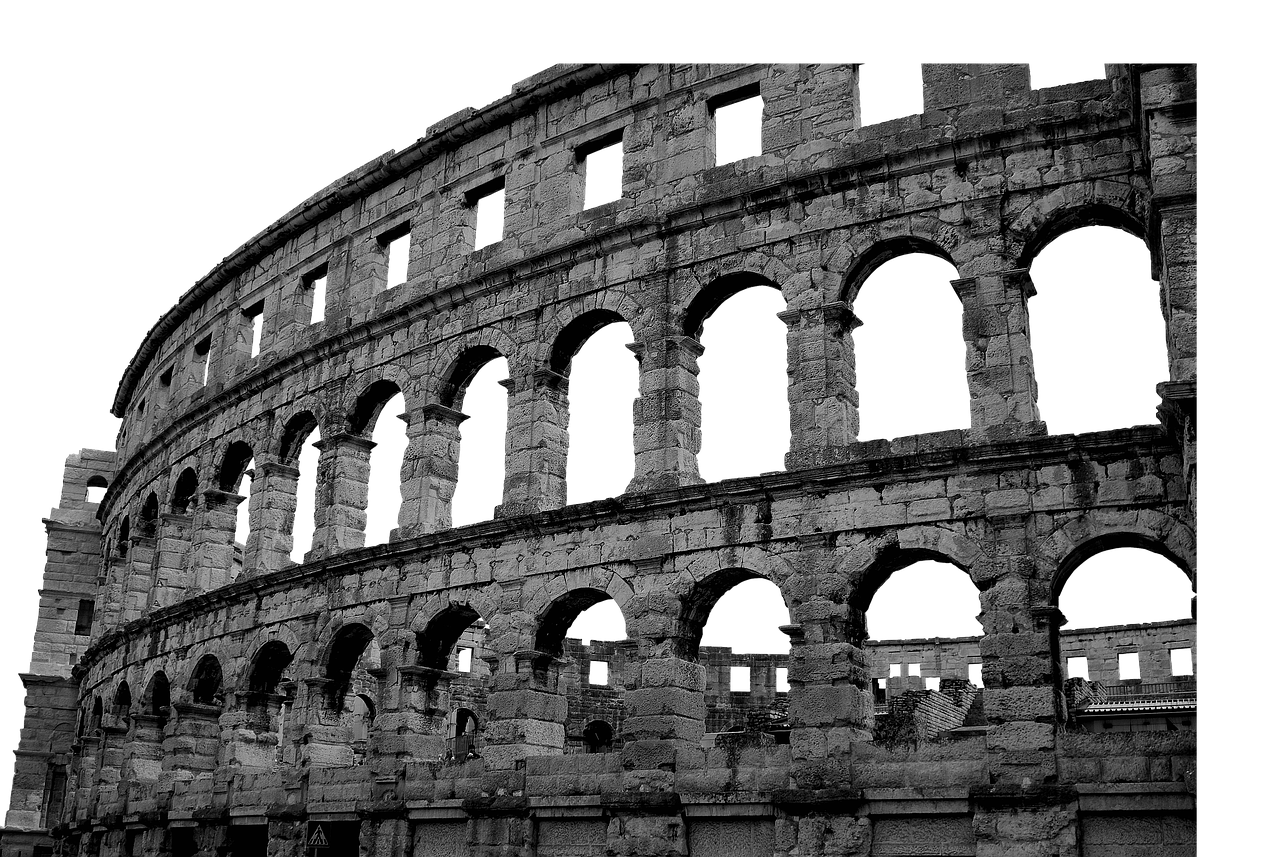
[307,824,329,848]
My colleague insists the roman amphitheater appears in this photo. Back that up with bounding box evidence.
[1,64,1196,856]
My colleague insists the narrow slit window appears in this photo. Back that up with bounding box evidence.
[384,232,409,286]
[775,667,789,692]
[244,302,264,358]
[581,133,623,210]
[476,190,504,248]
[1118,652,1141,680]
[967,662,983,688]
[1067,656,1090,680]
[1170,648,1193,676]
[711,89,763,165]
[194,336,212,387]
[74,600,94,636]
[588,660,608,686]
[136,398,146,416]
[304,265,328,325]
[730,665,750,692]
[456,647,472,673]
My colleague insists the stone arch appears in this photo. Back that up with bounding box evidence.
[666,555,795,661]
[236,626,303,688]
[246,639,295,694]
[841,236,959,304]
[681,271,785,339]
[411,598,495,670]
[1008,190,1149,271]
[170,465,200,514]
[141,671,171,721]
[546,308,633,377]
[111,680,132,723]
[434,336,517,411]
[186,653,225,707]
[322,623,377,709]
[1040,510,1196,604]
[116,516,131,558]
[346,378,406,438]
[217,440,256,492]
[138,492,159,538]
[278,409,321,466]
[534,289,643,374]
[522,567,635,627]
[533,586,631,657]
[309,604,392,674]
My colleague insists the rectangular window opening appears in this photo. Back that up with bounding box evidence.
[857,63,925,127]
[470,181,506,250]
[1067,656,1090,680]
[888,662,902,678]
[580,131,624,210]
[729,665,750,692]
[1170,648,1193,676]
[304,264,328,325]
[244,302,265,358]
[710,86,762,165]
[1118,652,1141,681]
[136,398,146,416]
[159,366,173,387]
[967,662,983,688]
[456,647,472,673]
[907,662,921,677]
[74,599,94,636]
[924,676,940,691]
[382,228,411,289]
[1031,63,1106,90]
[589,660,609,686]
[775,667,789,693]
[194,336,212,387]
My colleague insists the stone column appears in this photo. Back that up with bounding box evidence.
[222,691,285,769]
[392,404,467,539]
[975,518,1062,787]
[299,677,354,768]
[498,369,569,517]
[627,335,705,492]
[620,594,707,757]
[161,702,222,782]
[482,650,568,770]
[73,736,101,824]
[95,723,127,813]
[152,512,194,607]
[120,536,155,624]
[189,489,243,593]
[122,713,165,784]
[100,557,128,630]
[780,302,860,469]
[307,433,376,561]
[370,665,455,763]
[952,269,1046,442]
[246,462,300,575]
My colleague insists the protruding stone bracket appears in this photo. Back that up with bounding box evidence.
[1028,606,1066,633]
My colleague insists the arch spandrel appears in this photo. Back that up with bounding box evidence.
[1007,187,1150,271]
[1037,508,1196,602]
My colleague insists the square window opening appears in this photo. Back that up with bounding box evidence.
[381,227,411,289]
[304,265,328,325]
[589,660,609,686]
[194,336,212,387]
[1067,656,1090,680]
[907,662,921,677]
[470,181,506,250]
[967,662,983,688]
[710,87,762,166]
[1170,647,1193,676]
[1118,652,1141,680]
[159,366,173,387]
[924,676,940,691]
[456,647,472,673]
[580,132,624,210]
[888,662,901,678]
[775,667,789,692]
[729,665,750,692]
[857,63,925,126]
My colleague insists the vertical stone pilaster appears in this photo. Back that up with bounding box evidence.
[99,557,128,631]
[222,692,285,770]
[371,665,455,763]
[392,404,467,539]
[482,650,569,770]
[121,713,165,784]
[952,269,1046,441]
[161,702,222,783]
[189,489,243,593]
[151,512,194,607]
[498,369,569,517]
[120,536,155,624]
[1156,203,1197,382]
[781,302,860,468]
[627,335,705,492]
[299,677,354,768]
[247,462,300,575]
[307,433,376,561]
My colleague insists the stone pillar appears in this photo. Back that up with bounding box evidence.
[73,736,101,824]
[392,404,467,539]
[299,677,355,768]
[95,723,127,813]
[120,536,155,624]
[307,433,375,561]
[780,302,860,469]
[627,335,705,492]
[99,557,128,631]
[161,702,222,782]
[975,519,1062,786]
[482,650,569,770]
[952,269,1046,442]
[121,713,165,784]
[189,489,243,593]
[152,512,194,607]
[498,369,569,517]
[246,462,300,575]
[620,595,707,757]
[1156,202,1196,383]
[222,691,286,770]
[370,665,455,763]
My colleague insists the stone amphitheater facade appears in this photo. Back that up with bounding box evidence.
[1,64,1196,857]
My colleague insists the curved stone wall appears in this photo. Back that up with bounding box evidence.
[6,63,1197,857]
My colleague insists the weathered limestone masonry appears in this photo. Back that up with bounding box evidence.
[2,63,1195,857]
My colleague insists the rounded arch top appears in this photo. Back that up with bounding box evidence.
[217,441,256,492]
[548,309,631,376]
[534,587,616,656]
[347,379,405,437]
[1049,532,1194,606]
[439,345,506,411]
[279,410,321,465]
[681,271,782,340]
[1013,201,1149,270]
[841,236,958,304]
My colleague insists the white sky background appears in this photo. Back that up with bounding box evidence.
[0,4,1267,842]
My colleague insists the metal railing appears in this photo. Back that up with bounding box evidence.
[1102,680,1196,702]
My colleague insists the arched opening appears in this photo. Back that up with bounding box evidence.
[85,475,108,505]
[553,311,637,505]
[1026,223,1163,434]
[89,698,103,736]
[142,672,170,727]
[445,351,510,527]
[325,624,382,763]
[449,708,480,759]
[111,681,132,729]
[171,468,198,514]
[417,607,487,671]
[247,641,294,695]
[280,412,320,562]
[366,393,404,544]
[190,654,224,708]
[344,694,375,749]
[116,517,131,558]
[219,441,256,552]
[686,276,788,482]
[583,719,614,754]
[138,493,159,538]
[1054,544,1194,732]
[848,250,967,440]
